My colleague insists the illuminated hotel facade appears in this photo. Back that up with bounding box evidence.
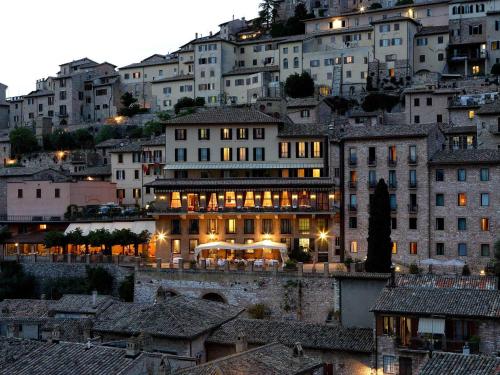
[148,108,340,263]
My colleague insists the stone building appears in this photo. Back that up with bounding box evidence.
[0,83,8,129]
[417,352,500,375]
[371,276,500,375]
[428,149,499,272]
[476,98,500,149]
[206,318,373,375]
[147,108,339,263]
[403,87,459,125]
[341,123,444,265]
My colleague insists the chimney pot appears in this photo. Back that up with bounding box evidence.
[92,290,98,307]
[293,342,304,357]
[235,332,248,353]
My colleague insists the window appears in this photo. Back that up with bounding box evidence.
[279,142,290,158]
[480,168,489,181]
[297,142,308,158]
[350,241,358,253]
[436,218,444,230]
[198,129,210,140]
[409,242,418,255]
[253,128,265,139]
[243,219,254,234]
[36,189,41,199]
[310,60,320,67]
[409,145,417,164]
[457,169,466,181]
[55,188,60,198]
[437,114,443,122]
[419,55,425,63]
[133,188,141,199]
[226,219,236,234]
[458,243,467,256]
[414,115,420,124]
[312,142,323,158]
[469,110,475,119]
[188,219,199,235]
[237,147,248,161]
[458,218,467,231]
[280,219,292,234]
[118,154,124,163]
[409,217,417,230]
[198,148,210,161]
[134,170,140,180]
[438,53,444,61]
[480,218,489,231]
[458,193,467,206]
[379,24,390,32]
[392,242,398,254]
[435,169,444,181]
[283,58,289,69]
[391,218,397,230]
[175,129,186,140]
[253,147,265,161]
[237,128,248,140]
[175,148,187,162]
[115,170,126,180]
[221,148,232,162]
[300,109,310,118]
[480,193,489,206]
[436,243,445,256]
[221,128,232,140]
[481,244,490,257]
[349,217,357,229]
[17,189,23,198]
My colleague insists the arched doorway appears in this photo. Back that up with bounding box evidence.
[202,292,226,304]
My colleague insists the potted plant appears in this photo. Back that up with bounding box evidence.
[284,259,298,271]
[189,260,197,270]
[344,257,353,271]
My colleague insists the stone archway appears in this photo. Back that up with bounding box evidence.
[201,292,226,304]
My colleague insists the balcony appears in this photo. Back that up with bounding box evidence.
[408,204,419,214]
[141,157,166,164]
[409,181,418,189]
[149,204,333,215]
[367,158,377,167]
[348,204,357,212]
[368,181,377,190]
[388,182,398,190]
[408,156,418,166]
[387,158,397,167]
[390,204,398,213]
[397,336,479,354]
[348,181,357,189]
[348,158,357,167]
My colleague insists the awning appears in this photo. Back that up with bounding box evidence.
[418,318,445,335]
[64,221,156,236]
[164,162,324,170]
[5,232,47,244]
[194,240,289,262]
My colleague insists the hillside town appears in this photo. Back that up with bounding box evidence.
[0,0,499,374]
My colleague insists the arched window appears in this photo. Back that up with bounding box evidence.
[283,58,289,69]
[452,6,457,14]
[202,293,226,303]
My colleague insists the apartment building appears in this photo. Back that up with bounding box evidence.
[428,150,499,271]
[487,10,500,66]
[404,87,459,124]
[342,124,444,265]
[413,25,449,75]
[223,66,281,104]
[21,89,55,127]
[109,136,165,207]
[476,98,500,149]
[0,83,8,129]
[7,96,24,128]
[85,74,121,123]
[147,108,338,263]
[152,75,195,112]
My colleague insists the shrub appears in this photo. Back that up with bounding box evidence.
[41,277,87,300]
[284,72,315,98]
[85,266,114,295]
[284,259,297,270]
[247,303,271,319]
[289,246,312,263]
[409,263,421,274]
[0,261,37,301]
[118,274,134,302]
[462,264,471,276]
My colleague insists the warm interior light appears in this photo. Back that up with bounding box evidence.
[319,231,328,241]
[480,270,485,276]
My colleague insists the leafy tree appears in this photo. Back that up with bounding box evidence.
[117,92,139,117]
[87,229,114,255]
[73,129,94,149]
[143,121,164,137]
[174,97,205,114]
[126,126,143,139]
[132,230,151,257]
[112,229,135,254]
[0,261,36,301]
[42,277,87,300]
[48,128,76,150]
[369,2,382,9]
[0,228,11,244]
[256,0,280,29]
[289,245,312,263]
[285,72,315,98]
[362,93,400,112]
[66,228,86,254]
[95,126,119,145]
[271,3,315,37]
[247,303,271,319]
[118,274,134,302]
[156,111,171,121]
[10,127,39,156]
[365,179,392,273]
[491,63,500,76]
[44,231,67,254]
[86,266,114,295]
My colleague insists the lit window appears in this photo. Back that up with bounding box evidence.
[40,224,47,230]
[222,148,232,161]
[298,218,310,234]
[409,242,418,255]
[171,240,181,254]
[280,191,290,207]
[244,192,255,207]
[170,192,182,208]
[297,142,307,158]
[392,242,397,254]
[481,218,489,231]
[472,65,480,75]
[468,110,475,119]
[226,219,236,234]
[350,241,358,253]
[262,191,273,207]
[225,192,236,208]
[312,169,321,178]
[312,142,322,158]
[458,193,467,206]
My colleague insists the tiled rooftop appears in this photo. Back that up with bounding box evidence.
[93,296,243,339]
[418,352,500,375]
[152,74,194,84]
[164,108,281,125]
[207,318,374,353]
[416,25,449,36]
[278,122,329,137]
[339,123,438,140]
[0,299,54,321]
[429,149,500,165]
[371,287,500,319]
[175,342,323,375]
[396,274,498,290]
[223,66,280,77]
[51,294,115,315]
[70,165,112,177]
[477,99,500,115]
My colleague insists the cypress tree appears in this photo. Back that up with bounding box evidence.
[365,179,392,273]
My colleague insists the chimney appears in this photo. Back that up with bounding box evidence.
[293,342,304,357]
[462,343,470,355]
[209,31,213,37]
[51,324,62,343]
[158,358,172,375]
[91,290,98,308]
[235,332,248,353]
[6,323,19,338]
[388,265,396,287]
[126,336,141,358]
[195,32,199,39]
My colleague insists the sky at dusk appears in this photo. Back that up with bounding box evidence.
[0,0,260,97]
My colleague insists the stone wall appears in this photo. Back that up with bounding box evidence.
[135,270,339,323]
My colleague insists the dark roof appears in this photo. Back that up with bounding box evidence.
[0,299,54,321]
[119,57,178,70]
[418,352,500,375]
[223,66,280,77]
[24,90,54,98]
[477,99,500,115]
[370,16,420,25]
[164,108,281,125]
[51,294,115,315]
[429,150,500,165]
[441,125,476,135]
[152,74,194,84]
[207,318,373,353]
[371,287,500,319]
[93,296,243,339]
[0,167,67,178]
[278,122,329,138]
[340,123,438,141]
[0,338,139,375]
[416,25,449,36]
[70,165,112,177]
[286,97,320,109]
[396,274,498,290]
[108,136,165,153]
[95,138,128,148]
[175,342,323,375]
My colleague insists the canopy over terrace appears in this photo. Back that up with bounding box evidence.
[194,240,289,262]
[64,221,156,236]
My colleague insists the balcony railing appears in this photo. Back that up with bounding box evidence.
[368,181,377,189]
[141,157,165,164]
[367,158,377,167]
[409,181,418,189]
[150,204,334,215]
[348,158,357,167]
[408,204,419,214]
[388,182,398,190]
[348,204,357,212]
[397,336,479,354]
[0,213,149,223]
[387,158,397,167]
[349,181,357,189]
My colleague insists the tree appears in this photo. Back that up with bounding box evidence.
[48,128,76,150]
[85,266,114,295]
[271,3,315,37]
[362,93,400,112]
[132,230,151,257]
[285,72,315,98]
[73,129,94,149]
[88,229,114,255]
[10,127,39,156]
[44,231,67,254]
[174,97,205,114]
[0,261,36,301]
[256,0,280,29]
[66,228,86,254]
[156,111,171,122]
[365,179,392,273]
[112,229,135,255]
[118,274,134,302]
[491,63,500,76]
[95,126,119,145]
[143,121,164,137]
